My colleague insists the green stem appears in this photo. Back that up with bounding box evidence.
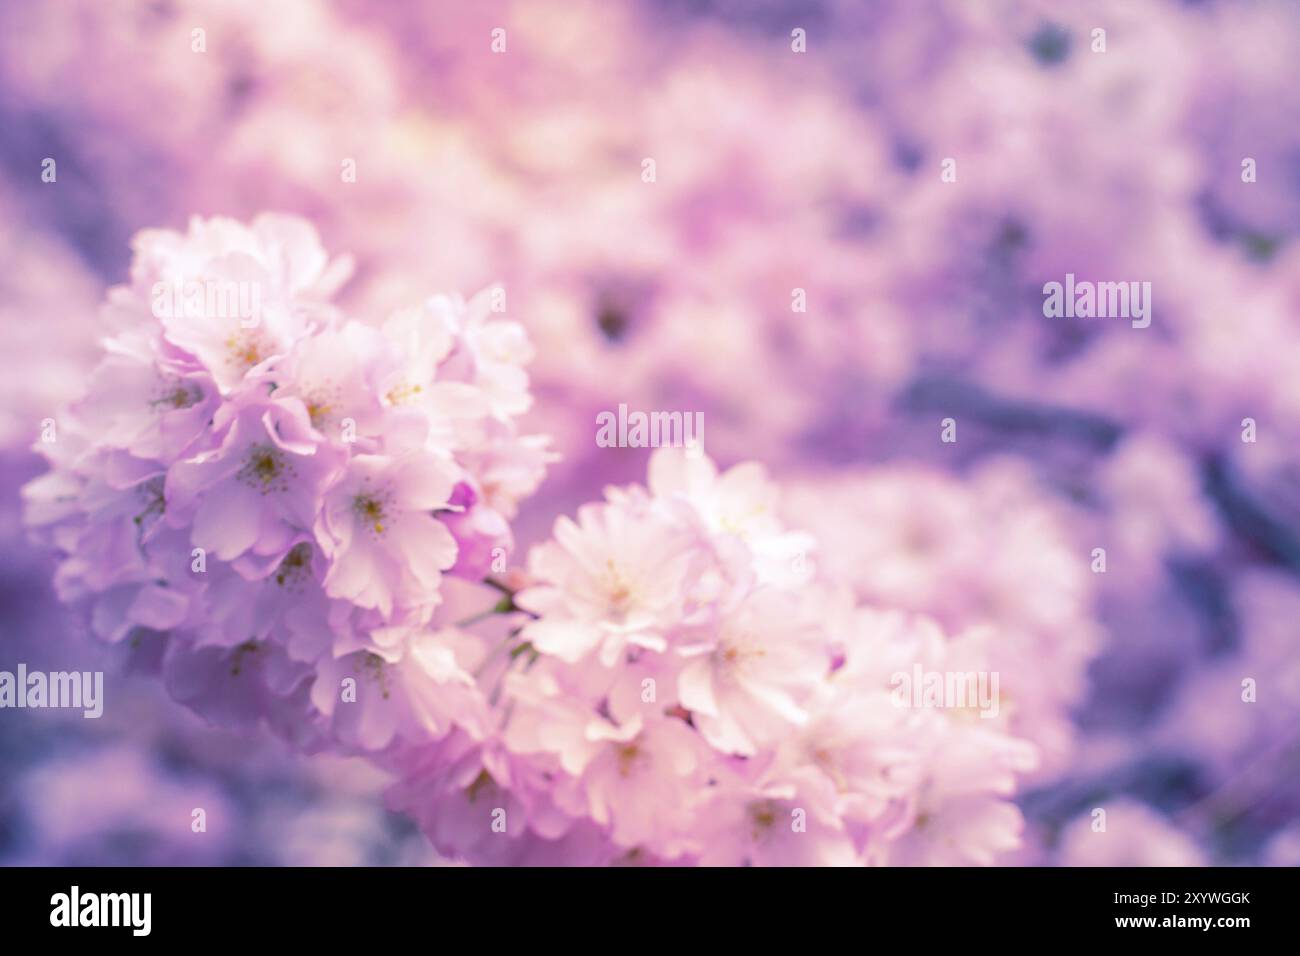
[480,576,539,619]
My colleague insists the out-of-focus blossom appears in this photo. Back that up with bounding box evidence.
[1056,800,1205,867]
[784,460,1101,774]
[7,746,236,866]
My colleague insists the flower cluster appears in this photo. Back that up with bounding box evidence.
[784,459,1102,777]
[24,215,1040,864]
[23,215,551,753]
[388,450,1037,865]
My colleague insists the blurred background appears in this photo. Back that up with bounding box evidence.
[2,0,1299,865]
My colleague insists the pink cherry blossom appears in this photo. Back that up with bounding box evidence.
[25,215,549,758]
[316,452,458,618]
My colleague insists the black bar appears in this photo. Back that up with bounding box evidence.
[0,866,1282,941]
